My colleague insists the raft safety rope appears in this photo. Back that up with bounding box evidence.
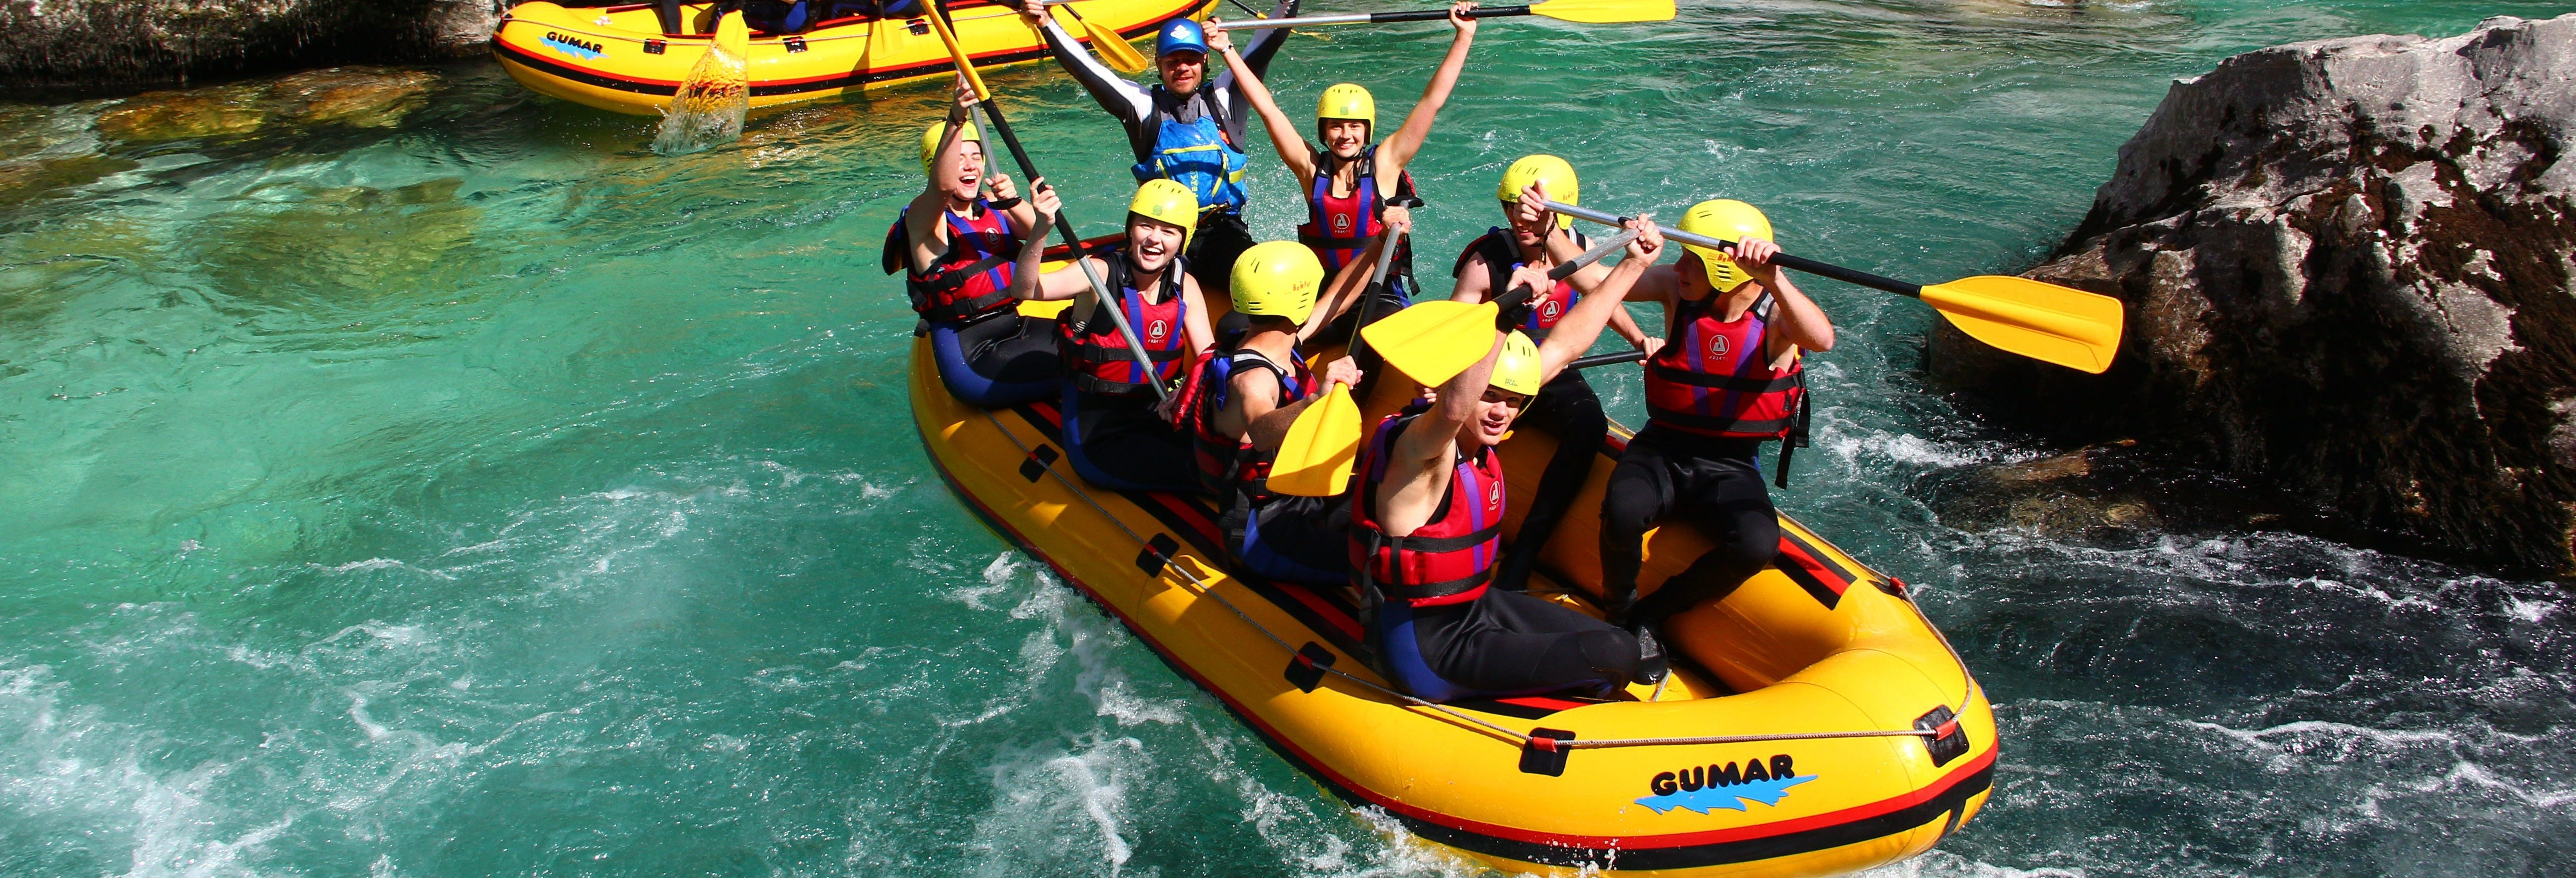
[973,407,1956,755]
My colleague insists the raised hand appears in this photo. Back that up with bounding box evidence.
[1726,236,1782,285]
[1449,0,1479,37]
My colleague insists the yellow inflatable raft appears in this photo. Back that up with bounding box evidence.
[910,293,1998,875]
[492,0,1209,115]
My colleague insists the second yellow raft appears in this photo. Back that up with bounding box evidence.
[493,0,1210,115]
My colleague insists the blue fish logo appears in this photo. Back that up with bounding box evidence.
[1635,774,1818,815]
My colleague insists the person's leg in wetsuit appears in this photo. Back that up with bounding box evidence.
[1408,587,1640,697]
[1065,390,1200,492]
[1495,368,1608,593]
[1185,213,1257,299]
[953,315,1063,384]
[1225,493,1349,583]
[1600,427,1782,622]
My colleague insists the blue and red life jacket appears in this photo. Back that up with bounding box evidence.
[1182,347,1315,502]
[880,200,1021,325]
[1349,412,1507,609]
[1643,291,1806,440]
[1060,249,1190,396]
[1298,145,1418,276]
[1452,227,1586,342]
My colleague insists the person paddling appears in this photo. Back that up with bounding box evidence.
[1183,235,1395,583]
[1221,1,1476,327]
[1026,179,1217,493]
[884,80,1064,405]
[1593,199,1832,675]
[1020,0,1300,293]
[1351,218,1663,704]
[1450,159,1657,593]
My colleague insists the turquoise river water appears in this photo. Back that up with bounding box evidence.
[4,1,2575,875]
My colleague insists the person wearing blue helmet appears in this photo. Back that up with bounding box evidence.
[1020,1,1299,294]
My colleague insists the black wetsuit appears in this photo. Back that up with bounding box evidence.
[1598,428,1780,622]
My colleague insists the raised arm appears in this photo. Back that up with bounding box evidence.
[1001,182,1064,298]
[1212,24,1316,186]
[1374,336,1501,536]
[1533,219,1662,382]
[1020,1,1152,126]
[1214,0,1300,86]
[1375,1,1478,178]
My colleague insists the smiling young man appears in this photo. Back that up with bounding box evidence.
[1021,0,1299,294]
[1026,179,1217,493]
[1349,218,1663,703]
[1451,161,1657,594]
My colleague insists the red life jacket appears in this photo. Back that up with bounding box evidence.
[1644,291,1806,440]
[1297,145,1417,275]
[1348,413,1507,608]
[879,200,1021,324]
[1060,249,1190,396]
[1451,227,1586,343]
[1184,347,1314,502]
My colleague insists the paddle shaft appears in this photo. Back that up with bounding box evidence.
[1211,5,1535,29]
[936,2,1171,399]
[1569,349,1647,370]
[1536,199,1927,298]
[1344,198,1422,363]
[1492,227,1636,312]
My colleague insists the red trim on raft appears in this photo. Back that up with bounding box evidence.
[916,401,2000,857]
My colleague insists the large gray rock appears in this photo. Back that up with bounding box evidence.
[0,0,497,91]
[1931,14,2576,573]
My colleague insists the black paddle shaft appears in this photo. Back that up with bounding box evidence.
[1370,4,1535,23]
[1568,349,1647,370]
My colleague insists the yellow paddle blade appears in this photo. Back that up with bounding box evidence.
[1056,5,1149,74]
[1357,300,1501,387]
[1529,0,1677,24]
[1919,275,2126,374]
[713,9,750,57]
[1268,385,1363,497]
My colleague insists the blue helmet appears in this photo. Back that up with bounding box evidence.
[1155,18,1209,59]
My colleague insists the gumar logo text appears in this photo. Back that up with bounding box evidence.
[1634,754,1818,815]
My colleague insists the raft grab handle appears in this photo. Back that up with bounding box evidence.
[970,406,1967,775]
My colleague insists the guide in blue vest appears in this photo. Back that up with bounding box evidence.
[1020,0,1299,295]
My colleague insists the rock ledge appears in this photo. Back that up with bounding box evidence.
[1932,14,2576,573]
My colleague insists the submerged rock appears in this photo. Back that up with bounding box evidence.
[0,0,492,91]
[1931,14,2576,572]
[90,67,437,142]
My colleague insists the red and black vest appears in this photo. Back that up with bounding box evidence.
[1349,413,1507,608]
[1451,227,1586,343]
[1645,291,1806,440]
[1061,249,1190,396]
[880,200,1021,325]
[1183,348,1314,502]
[1297,145,1417,275]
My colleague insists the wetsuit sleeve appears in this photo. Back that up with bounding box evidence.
[1214,0,1298,142]
[1038,18,1153,129]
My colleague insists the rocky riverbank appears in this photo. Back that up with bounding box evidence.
[0,0,494,92]
[1931,14,2576,574]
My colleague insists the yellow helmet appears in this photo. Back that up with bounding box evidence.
[1230,241,1325,325]
[1496,155,1578,230]
[1316,83,1376,132]
[919,118,982,177]
[1676,199,1775,292]
[1127,178,1201,241]
[1490,330,1543,398]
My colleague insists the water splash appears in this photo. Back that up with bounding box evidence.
[652,17,750,156]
